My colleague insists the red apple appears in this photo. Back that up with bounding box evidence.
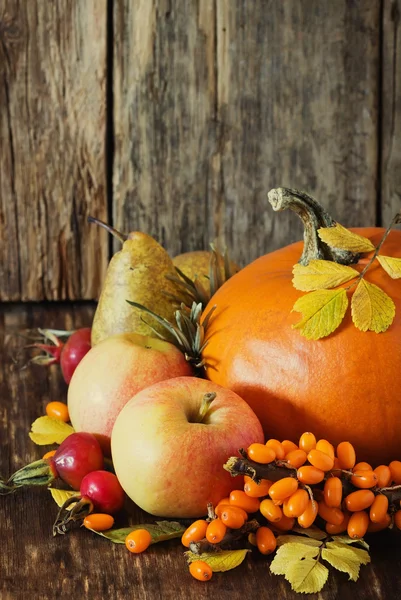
[111,376,264,518]
[67,333,193,454]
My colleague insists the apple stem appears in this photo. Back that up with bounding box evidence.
[195,393,217,423]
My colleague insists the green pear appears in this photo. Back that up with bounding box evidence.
[90,218,181,346]
[172,250,240,296]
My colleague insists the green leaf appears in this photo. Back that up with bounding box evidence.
[351,279,395,333]
[270,543,320,576]
[87,520,186,544]
[292,260,359,291]
[292,289,348,340]
[276,535,323,548]
[49,488,77,508]
[291,525,327,541]
[376,255,401,279]
[29,416,74,445]
[318,224,375,253]
[331,535,369,551]
[185,549,250,572]
[286,557,329,594]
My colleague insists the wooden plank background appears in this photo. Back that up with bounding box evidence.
[0,0,399,301]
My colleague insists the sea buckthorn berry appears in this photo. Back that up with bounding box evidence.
[350,470,378,489]
[189,560,213,582]
[394,510,401,530]
[389,461,401,484]
[299,432,317,454]
[307,449,334,472]
[220,506,246,529]
[274,514,296,531]
[46,401,70,422]
[285,449,307,468]
[367,513,391,533]
[297,466,325,485]
[297,499,318,528]
[247,443,276,464]
[256,526,277,555]
[370,494,389,524]
[268,477,298,502]
[260,498,283,522]
[326,512,350,534]
[248,532,257,546]
[215,497,230,509]
[244,478,272,498]
[265,439,286,460]
[347,511,369,539]
[215,504,247,521]
[229,490,260,513]
[42,449,57,460]
[285,489,309,518]
[332,457,342,472]
[317,501,345,526]
[345,490,375,512]
[374,465,392,488]
[182,520,209,547]
[125,529,152,554]
[353,462,372,472]
[83,513,115,532]
[324,477,342,508]
[336,441,356,470]
[282,440,299,454]
[205,519,227,544]
[316,439,335,460]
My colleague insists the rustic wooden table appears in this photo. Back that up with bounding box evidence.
[0,303,400,600]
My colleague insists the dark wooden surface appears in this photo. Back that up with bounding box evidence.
[2,0,401,301]
[1,303,400,600]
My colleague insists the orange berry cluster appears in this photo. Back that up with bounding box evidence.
[246,433,401,538]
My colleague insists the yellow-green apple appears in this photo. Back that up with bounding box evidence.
[67,333,193,454]
[111,376,264,518]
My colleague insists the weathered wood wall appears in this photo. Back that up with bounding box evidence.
[0,0,399,301]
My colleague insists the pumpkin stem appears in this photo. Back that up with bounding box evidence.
[267,188,360,266]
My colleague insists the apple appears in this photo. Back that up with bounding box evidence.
[67,333,193,454]
[111,376,265,518]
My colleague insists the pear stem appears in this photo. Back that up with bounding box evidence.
[87,216,128,244]
[195,392,217,423]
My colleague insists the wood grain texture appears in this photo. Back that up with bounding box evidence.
[1,303,401,600]
[382,0,401,224]
[0,1,108,301]
[113,0,380,269]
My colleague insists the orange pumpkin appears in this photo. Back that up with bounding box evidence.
[202,189,401,465]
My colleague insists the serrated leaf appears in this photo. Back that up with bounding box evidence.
[377,255,401,279]
[331,535,369,550]
[291,525,327,541]
[292,260,359,291]
[292,289,348,340]
[321,548,361,581]
[270,543,320,576]
[29,416,74,445]
[351,279,395,333]
[318,224,375,253]
[88,520,186,544]
[286,557,329,594]
[326,540,370,564]
[49,488,77,508]
[276,535,323,548]
[185,549,250,572]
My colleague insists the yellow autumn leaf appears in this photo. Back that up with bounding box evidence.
[49,488,77,508]
[29,416,74,445]
[377,255,401,279]
[292,289,348,340]
[270,543,320,576]
[322,541,370,582]
[318,223,375,253]
[276,535,323,547]
[286,557,329,594]
[327,540,371,561]
[292,260,359,291]
[351,280,395,333]
[185,549,250,572]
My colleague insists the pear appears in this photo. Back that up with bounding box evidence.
[89,218,181,346]
[172,250,240,297]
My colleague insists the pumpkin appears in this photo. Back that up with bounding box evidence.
[201,188,401,465]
